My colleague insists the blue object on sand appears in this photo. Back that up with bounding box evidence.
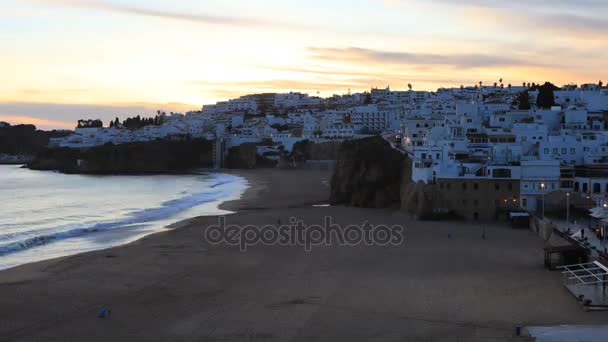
[98,309,106,318]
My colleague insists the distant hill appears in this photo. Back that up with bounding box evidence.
[0,123,71,156]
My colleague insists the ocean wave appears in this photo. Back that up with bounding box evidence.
[0,174,245,257]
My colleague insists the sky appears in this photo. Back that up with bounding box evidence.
[1,0,607,129]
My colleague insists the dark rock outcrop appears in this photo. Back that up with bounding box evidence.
[27,138,213,174]
[0,123,71,160]
[290,140,342,161]
[225,143,257,169]
[400,180,449,220]
[330,136,406,208]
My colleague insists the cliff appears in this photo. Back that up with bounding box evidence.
[290,140,342,161]
[27,138,214,174]
[328,136,454,219]
[225,143,257,169]
[330,136,406,208]
[0,124,71,160]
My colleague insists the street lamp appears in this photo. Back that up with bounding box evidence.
[540,183,546,219]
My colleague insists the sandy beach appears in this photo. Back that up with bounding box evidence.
[1,169,607,341]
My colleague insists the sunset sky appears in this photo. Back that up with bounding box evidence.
[1,0,607,129]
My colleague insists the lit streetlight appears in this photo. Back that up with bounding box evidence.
[540,183,546,219]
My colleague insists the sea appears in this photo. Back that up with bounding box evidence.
[0,165,247,270]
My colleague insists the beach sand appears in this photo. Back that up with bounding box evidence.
[0,169,606,341]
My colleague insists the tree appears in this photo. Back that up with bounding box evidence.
[512,91,531,110]
[364,92,372,105]
[599,80,604,89]
[536,82,559,109]
[407,83,412,91]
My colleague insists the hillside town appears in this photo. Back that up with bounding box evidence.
[50,81,608,219]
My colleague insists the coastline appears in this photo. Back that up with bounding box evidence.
[1,169,607,341]
[0,167,248,271]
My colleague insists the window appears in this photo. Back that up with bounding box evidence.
[522,198,527,208]
[575,182,580,192]
[553,148,558,154]
[446,183,451,190]
[508,183,513,190]
[462,183,467,190]
[462,199,467,207]
[594,183,601,193]
[495,183,500,191]
[583,183,588,193]
[562,148,566,154]
[474,183,479,190]
[544,148,549,154]
[570,148,575,154]
[474,200,479,207]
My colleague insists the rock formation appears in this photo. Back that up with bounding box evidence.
[27,138,213,174]
[225,143,257,169]
[330,136,406,208]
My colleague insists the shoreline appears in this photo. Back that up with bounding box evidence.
[0,168,249,272]
[1,169,607,341]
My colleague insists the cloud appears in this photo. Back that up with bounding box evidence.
[25,0,297,28]
[389,0,608,10]
[307,47,547,69]
[465,7,608,41]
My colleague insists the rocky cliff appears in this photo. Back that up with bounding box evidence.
[330,136,406,208]
[225,143,257,169]
[329,136,454,219]
[0,124,71,160]
[27,138,213,174]
[290,140,342,161]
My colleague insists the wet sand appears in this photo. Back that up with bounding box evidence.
[0,169,606,341]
